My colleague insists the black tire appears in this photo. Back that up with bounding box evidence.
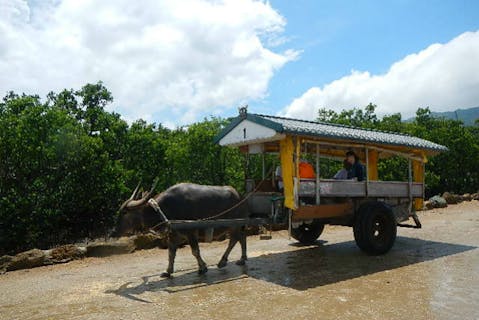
[353,202,397,255]
[291,220,325,244]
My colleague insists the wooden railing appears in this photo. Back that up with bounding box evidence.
[299,179,423,198]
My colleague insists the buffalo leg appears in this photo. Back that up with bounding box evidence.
[187,231,208,275]
[217,229,240,268]
[236,226,247,266]
[161,233,178,278]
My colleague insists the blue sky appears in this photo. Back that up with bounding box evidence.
[1,0,479,125]
[258,0,479,115]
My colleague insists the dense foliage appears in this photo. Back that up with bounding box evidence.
[0,82,244,254]
[1,85,477,254]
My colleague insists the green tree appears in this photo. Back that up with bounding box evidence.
[165,118,244,191]
[0,87,124,254]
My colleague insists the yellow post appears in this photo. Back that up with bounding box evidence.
[280,136,296,210]
[294,137,301,208]
[367,149,378,181]
[413,159,425,210]
[295,137,301,178]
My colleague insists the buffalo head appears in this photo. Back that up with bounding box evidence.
[115,179,160,236]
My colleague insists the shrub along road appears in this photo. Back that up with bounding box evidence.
[0,201,478,320]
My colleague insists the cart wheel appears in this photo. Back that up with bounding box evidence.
[353,202,397,255]
[291,220,324,244]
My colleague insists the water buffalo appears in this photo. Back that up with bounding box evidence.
[117,181,249,277]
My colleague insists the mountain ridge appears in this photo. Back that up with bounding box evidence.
[406,106,479,125]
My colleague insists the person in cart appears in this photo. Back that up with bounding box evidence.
[345,150,366,181]
[333,159,352,179]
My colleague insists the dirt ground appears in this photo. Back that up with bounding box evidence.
[1,202,478,320]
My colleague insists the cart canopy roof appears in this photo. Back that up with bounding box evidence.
[215,111,448,155]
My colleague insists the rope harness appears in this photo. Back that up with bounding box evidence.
[148,166,275,232]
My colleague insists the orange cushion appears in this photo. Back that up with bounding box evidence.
[299,162,315,179]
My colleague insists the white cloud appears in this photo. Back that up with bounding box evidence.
[0,0,297,124]
[282,31,479,120]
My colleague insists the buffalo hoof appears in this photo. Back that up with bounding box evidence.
[235,259,246,266]
[198,266,208,275]
[160,272,171,278]
[217,259,227,269]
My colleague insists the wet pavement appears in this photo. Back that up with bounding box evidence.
[1,201,478,320]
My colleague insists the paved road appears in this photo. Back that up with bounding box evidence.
[1,202,478,320]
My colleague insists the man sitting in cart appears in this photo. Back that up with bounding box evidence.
[345,150,366,181]
[333,159,351,180]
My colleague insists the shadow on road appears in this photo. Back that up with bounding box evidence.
[106,236,477,302]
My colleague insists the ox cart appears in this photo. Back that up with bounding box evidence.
[164,107,447,255]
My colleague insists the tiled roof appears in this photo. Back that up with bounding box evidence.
[215,112,448,153]
[254,114,448,152]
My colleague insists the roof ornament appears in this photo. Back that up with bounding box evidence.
[239,104,248,118]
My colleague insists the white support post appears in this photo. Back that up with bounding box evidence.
[408,158,413,212]
[422,161,425,205]
[262,152,265,180]
[408,159,412,198]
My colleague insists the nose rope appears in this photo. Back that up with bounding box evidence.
[148,198,170,232]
